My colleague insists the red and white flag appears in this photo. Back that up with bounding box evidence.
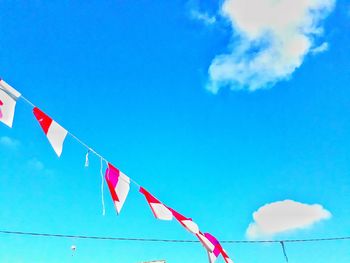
[199,233,221,263]
[105,163,130,214]
[139,187,173,220]
[221,249,234,263]
[168,207,199,235]
[33,107,68,157]
[0,79,21,128]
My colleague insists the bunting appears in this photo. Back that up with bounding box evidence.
[168,207,199,235]
[0,79,21,128]
[33,107,68,157]
[105,163,130,214]
[140,187,173,220]
[1,78,234,262]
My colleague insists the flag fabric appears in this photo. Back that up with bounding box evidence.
[197,232,216,252]
[0,99,3,119]
[198,232,234,263]
[139,187,173,220]
[221,249,234,263]
[105,163,130,214]
[198,232,221,263]
[33,107,68,157]
[0,79,21,128]
[168,207,199,234]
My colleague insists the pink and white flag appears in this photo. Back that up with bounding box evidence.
[33,107,68,157]
[105,163,130,214]
[139,187,173,220]
[196,232,220,262]
[197,232,234,263]
[168,207,199,235]
[197,232,216,253]
[0,79,21,128]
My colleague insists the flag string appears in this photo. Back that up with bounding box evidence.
[20,94,141,189]
[5,88,346,263]
[1,230,350,244]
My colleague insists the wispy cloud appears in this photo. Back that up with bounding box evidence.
[191,10,216,25]
[0,136,20,149]
[207,0,335,93]
[27,158,45,171]
[311,42,329,54]
[246,200,331,239]
[27,157,53,176]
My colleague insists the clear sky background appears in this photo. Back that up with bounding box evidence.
[0,0,350,262]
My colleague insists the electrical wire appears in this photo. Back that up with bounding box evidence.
[1,230,350,244]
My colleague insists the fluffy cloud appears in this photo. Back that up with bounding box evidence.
[207,0,335,93]
[246,200,331,238]
[0,136,20,149]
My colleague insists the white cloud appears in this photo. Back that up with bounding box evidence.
[311,42,329,54]
[0,136,20,149]
[246,200,331,239]
[191,10,216,25]
[207,0,335,93]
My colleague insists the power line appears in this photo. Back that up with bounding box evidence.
[1,230,350,244]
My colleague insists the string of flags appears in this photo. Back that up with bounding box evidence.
[0,78,234,263]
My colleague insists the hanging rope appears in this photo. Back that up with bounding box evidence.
[280,241,289,262]
[85,150,90,167]
[100,158,106,216]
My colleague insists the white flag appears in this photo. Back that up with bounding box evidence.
[0,79,21,128]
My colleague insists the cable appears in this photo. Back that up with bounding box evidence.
[1,230,350,244]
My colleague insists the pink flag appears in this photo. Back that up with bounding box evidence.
[0,79,21,128]
[33,107,68,157]
[197,232,234,263]
[197,232,221,263]
[168,207,199,235]
[105,163,130,214]
[139,187,173,220]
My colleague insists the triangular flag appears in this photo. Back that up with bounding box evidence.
[33,107,68,157]
[0,79,21,128]
[197,232,216,253]
[198,233,234,263]
[105,163,130,214]
[168,207,199,234]
[199,233,221,263]
[139,187,173,220]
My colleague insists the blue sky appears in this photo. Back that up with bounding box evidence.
[0,0,350,262]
